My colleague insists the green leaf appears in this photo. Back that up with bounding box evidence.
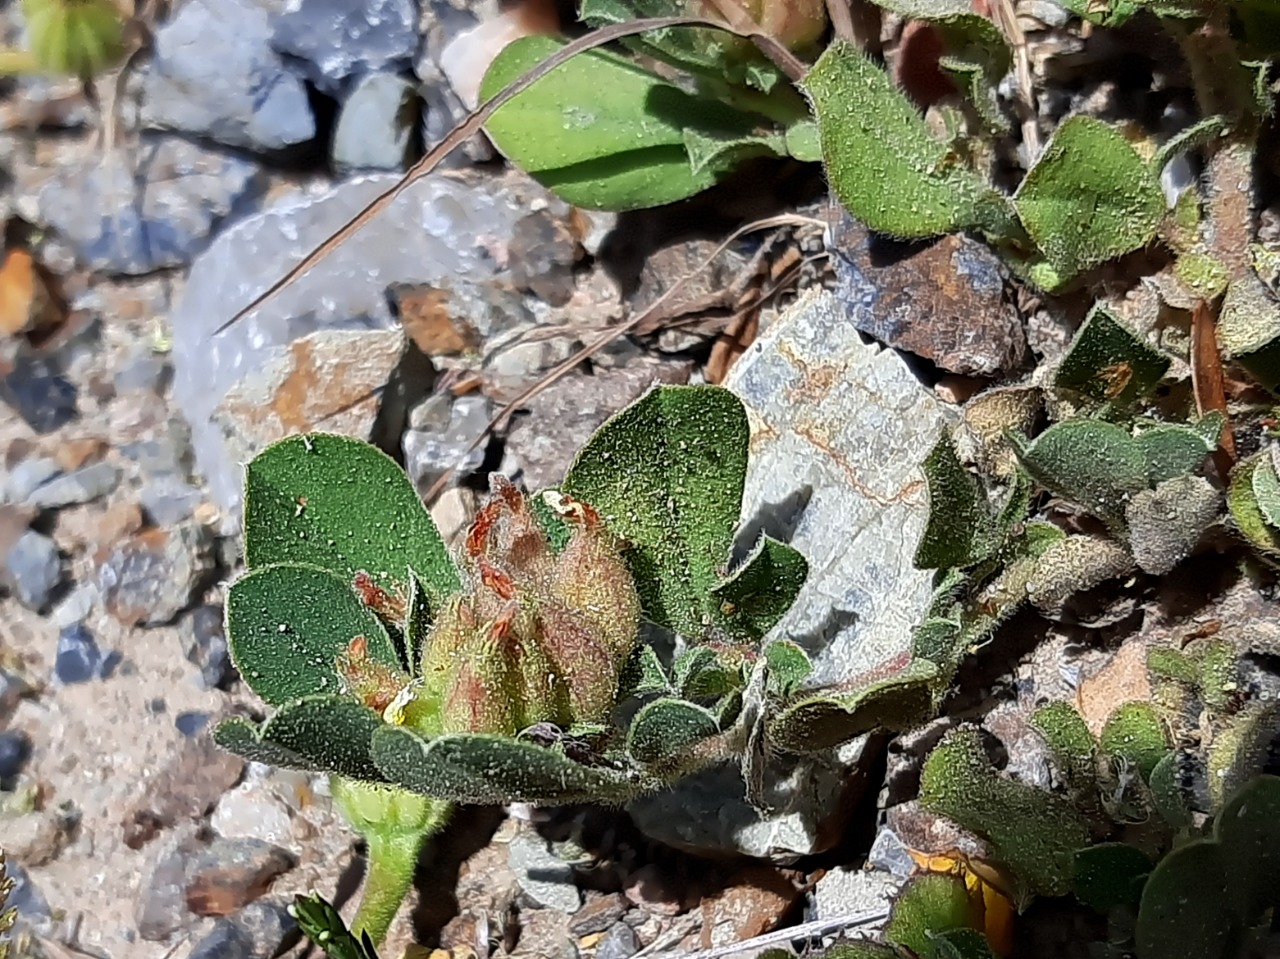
[618,644,671,699]
[562,385,764,643]
[1216,775,1280,921]
[1031,701,1096,794]
[1229,452,1280,558]
[915,434,995,570]
[919,727,1090,898]
[934,929,1000,959]
[372,727,640,805]
[289,894,380,959]
[1010,420,1147,525]
[671,646,738,699]
[1134,423,1218,486]
[227,564,400,706]
[1135,840,1236,959]
[884,874,976,959]
[768,659,939,754]
[244,434,458,603]
[479,35,756,211]
[214,695,386,781]
[709,535,809,640]
[627,697,720,764]
[1099,702,1168,782]
[682,128,788,176]
[1072,843,1153,913]
[1251,447,1280,528]
[763,640,812,697]
[23,0,125,77]
[1054,306,1171,406]
[784,119,822,162]
[403,569,432,673]
[1219,273,1280,392]
[1014,117,1165,287]
[803,41,1000,238]
[1148,752,1193,829]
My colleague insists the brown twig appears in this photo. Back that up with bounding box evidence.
[991,0,1039,160]
[213,15,804,337]
[1191,298,1237,478]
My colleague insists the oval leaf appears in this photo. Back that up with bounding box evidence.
[214,695,386,781]
[627,697,720,764]
[227,563,400,706]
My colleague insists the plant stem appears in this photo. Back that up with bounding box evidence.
[352,825,434,944]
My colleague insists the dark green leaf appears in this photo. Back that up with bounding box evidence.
[915,434,994,570]
[627,697,720,764]
[227,564,400,706]
[1135,840,1236,959]
[618,644,671,699]
[1054,306,1171,405]
[763,639,812,697]
[1072,843,1153,913]
[214,695,386,781]
[710,535,808,640]
[934,929,1000,959]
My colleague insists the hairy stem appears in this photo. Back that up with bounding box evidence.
[352,825,435,944]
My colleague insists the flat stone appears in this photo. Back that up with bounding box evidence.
[1,529,61,611]
[569,892,628,936]
[828,210,1027,377]
[700,866,799,947]
[331,72,420,174]
[169,172,546,515]
[211,776,297,848]
[811,867,900,923]
[508,831,582,913]
[140,477,205,526]
[185,837,297,916]
[2,456,60,503]
[403,393,492,490]
[142,0,316,154]
[596,922,639,959]
[96,523,212,626]
[25,462,121,508]
[724,288,953,690]
[269,0,419,96]
[38,136,265,276]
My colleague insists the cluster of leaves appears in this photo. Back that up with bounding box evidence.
[0,0,126,78]
[0,853,15,959]
[219,384,960,948]
[477,0,1277,296]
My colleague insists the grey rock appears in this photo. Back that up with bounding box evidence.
[120,433,192,478]
[0,729,32,782]
[811,866,900,922]
[169,172,542,515]
[226,897,299,958]
[98,522,212,626]
[627,745,862,862]
[724,288,952,690]
[137,829,204,941]
[142,0,316,153]
[508,832,581,913]
[2,354,77,434]
[2,456,61,503]
[186,603,237,690]
[52,584,97,629]
[190,920,255,959]
[596,922,639,959]
[54,623,117,684]
[269,0,419,96]
[403,393,491,490]
[2,529,62,610]
[140,477,205,526]
[866,826,915,880]
[569,893,628,936]
[114,349,173,394]
[332,72,420,174]
[25,462,121,508]
[0,668,33,720]
[37,136,266,275]
[5,859,52,936]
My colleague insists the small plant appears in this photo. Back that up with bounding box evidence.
[0,0,127,78]
[0,852,15,959]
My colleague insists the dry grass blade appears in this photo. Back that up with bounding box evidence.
[1190,298,1236,478]
[214,14,806,337]
[641,909,892,959]
[421,214,815,503]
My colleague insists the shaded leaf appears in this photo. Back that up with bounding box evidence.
[1135,840,1236,959]
[884,873,976,959]
[1216,774,1280,921]
[1228,452,1280,558]
[618,644,671,699]
[1054,306,1171,406]
[934,929,1000,959]
[627,697,720,763]
[915,434,994,570]
[1010,420,1147,525]
[214,695,386,781]
[1072,843,1153,913]
[227,564,400,706]
[710,535,809,640]
[371,726,640,805]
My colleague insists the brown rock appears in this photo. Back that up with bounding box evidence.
[1076,638,1152,737]
[54,436,108,471]
[97,522,212,626]
[569,892,629,936]
[699,866,799,948]
[390,283,481,356]
[828,208,1027,377]
[184,837,297,916]
[623,865,686,917]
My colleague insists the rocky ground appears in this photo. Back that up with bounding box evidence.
[1,1,1278,959]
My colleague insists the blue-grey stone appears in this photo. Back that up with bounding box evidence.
[0,729,32,783]
[186,604,237,690]
[4,860,51,934]
[2,529,62,611]
[54,623,117,684]
[142,0,316,154]
[175,711,210,737]
[26,462,121,508]
[38,135,267,276]
[269,0,419,96]
[331,72,420,174]
[189,920,254,959]
[140,478,204,526]
[1,355,77,434]
[596,922,639,959]
[2,457,61,504]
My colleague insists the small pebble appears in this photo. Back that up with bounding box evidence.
[186,603,237,690]
[140,478,204,526]
[0,729,32,784]
[54,623,116,684]
[2,356,78,434]
[596,922,639,959]
[113,350,172,394]
[2,457,61,503]
[508,831,582,913]
[26,462,122,508]
[188,920,255,959]
[51,583,98,629]
[185,837,298,917]
[226,898,299,958]
[175,711,210,737]
[2,529,62,611]
[4,859,52,933]
[98,523,211,627]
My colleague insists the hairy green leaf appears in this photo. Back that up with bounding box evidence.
[884,874,976,959]
[227,564,400,706]
[244,434,458,603]
[1099,702,1169,783]
[627,697,720,764]
[1229,452,1280,558]
[804,41,1000,238]
[1072,843,1153,913]
[1054,306,1171,405]
[214,695,386,781]
[1135,840,1235,959]
[763,639,812,697]
[1014,117,1165,287]
[915,434,995,570]
[1010,420,1147,525]
[710,535,809,640]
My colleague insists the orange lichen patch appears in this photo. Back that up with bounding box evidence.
[389,283,480,357]
[908,849,1016,957]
